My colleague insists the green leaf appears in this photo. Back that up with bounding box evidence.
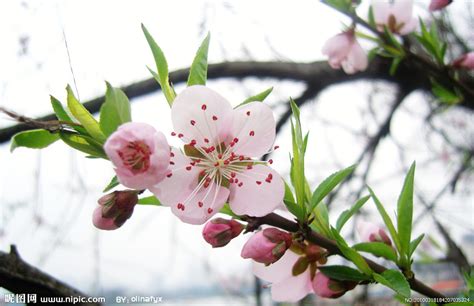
[236,87,274,108]
[319,265,371,282]
[331,228,373,275]
[373,270,410,298]
[336,195,370,232]
[397,162,415,261]
[137,195,161,206]
[10,129,59,152]
[99,82,132,136]
[50,96,87,134]
[310,165,356,211]
[283,181,304,220]
[389,57,402,76]
[187,32,210,86]
[408,234,425,258]
[59,132,107,158]
[103,176,119,193]
[353,242,398,262]
[141,24,176,105]
[431,79,462,105]
[368,6,376,28]
[368,187,403,256]
[66,85,106,143]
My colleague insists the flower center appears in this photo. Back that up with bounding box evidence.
[118,141,151,174]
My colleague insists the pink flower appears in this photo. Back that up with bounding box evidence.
[92,190,138,230]
[312,272,357,299]
[452,52,474,70]
[241,228,292,265]
[357,220,392,246]
[322,30,368,74]
[372,0,417,35]
[429,0,452,11]
[253,250,314,302]
[104,122,170,190]
[202,218,244,248]
[150,86,284,225]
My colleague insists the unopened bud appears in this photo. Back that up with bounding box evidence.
[241,228,292,265]
[93,190,138,230]
[452,52,474,70]
[202,218,244,248]
[357,220,392,246]
[312,272,357,299]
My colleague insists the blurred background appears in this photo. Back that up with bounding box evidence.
[0,0,472,305]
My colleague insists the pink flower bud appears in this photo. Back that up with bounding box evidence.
[104,122,170,190]
[452,52,474,70]
[357,220,392,246]
[429,0,452,11]
[241,228,292,265]
[202,218,244,248]
[312,272,357,299]
[92,190,138,230]
[322,29,368,74]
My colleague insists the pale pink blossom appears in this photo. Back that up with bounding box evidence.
[253,250,313,302]
[92,190,138,230]
[452,52,474,70]
[104,122,170,189]
[202,218,244,248]
[357,220,392,246]
[322,30,368,74]
[312,272,357,298]
[372,0,417,35]
[429,0,452,11]
[241,228,292,265]
[150,86,284,225]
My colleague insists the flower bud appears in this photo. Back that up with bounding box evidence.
[241,228,292,265]
[429,0,452,11]
[452,52,474,70]
[357,220,392,246]
[92,190,138,230]
[312,272,357,299]
[202,218,244,248]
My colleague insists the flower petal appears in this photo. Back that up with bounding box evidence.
[252,249,299,283]
[322,33,351,67]
[271,270,313,302]
[92,206,118,230]
[231,102,276,157]
[342,40,368,74]
[171,85,233,147]
[229,165,284,217]
[392,0,414,25]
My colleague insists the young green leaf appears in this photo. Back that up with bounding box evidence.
[289,99,306,217]
[59,132,107,158]
[368,187,403,256]
[352,242,398,262]
[331,228,373,275]
[311,203,332,237]
[236,87,274,108]
[397,162,415,260]
[99,82,132,136]
[50,96,88,135]
[310,165,356,211]
[187,32,210,86]
[373,270,411,298]
[66,85,106,143]
[318,265,371,282]
[283,181,304,220]
[336,195,370,232]
[137,195,161,206]
[103,176,119,193]
[10,129,59,152]
[141,24,176,105]
[408,233,425,258]
[389,57,402,76]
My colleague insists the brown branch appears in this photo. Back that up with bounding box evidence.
[247,213,447,301]
[0,245,100,306]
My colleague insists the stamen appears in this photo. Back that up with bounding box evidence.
[201,104,207,110]
[249,130,255,136]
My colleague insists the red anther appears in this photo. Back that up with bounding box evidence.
[204,181,210,188]
[170,152,175,157]
[201,104,207,110]
[190,161,196,166]
[233,137,239,143]
[230,152,236,157]
[178,133,184,138]
[190,120,196,126]
[204,138,209,143]
[249,130,255,136]
[171,132,176,136]
[265,177,272,183]
[212,115,218,121]
[199,170,206,176]
[238,182,243,187]
[189,139,197,146]
[235,178,239,184]
[166,173,173,178]
[207,208,213,214]
[209,146,215,152]
[230,172,236,178]
[177,203,185,211]
[229,142,235,147]
[239,156,244,161]
[229,178,235,184]
[195,159,201,163]
[247,165,253,170]
[186,166,192,171]
[206,177,212,182]
[274,145,280,150]
[256,181,262,185]
[218,154,223,159]
[170,161,175,165]
[246,111,251,116]
[198,201,204,208]
[268,159,273,164]
[267,173,273,179]
[224,160,230,165]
